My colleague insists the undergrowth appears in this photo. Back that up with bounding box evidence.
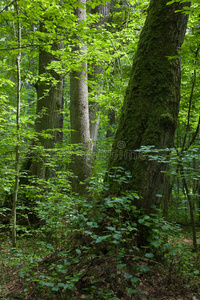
[0,175,200,299]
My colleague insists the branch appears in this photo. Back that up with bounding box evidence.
[184,115,200,151]
[0,0,17,14]
[0,42,58,51]
[181,46,199,152]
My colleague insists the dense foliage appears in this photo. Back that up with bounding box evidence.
[0,0,199,299]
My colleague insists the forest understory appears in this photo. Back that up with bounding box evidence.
[1,226,200,300]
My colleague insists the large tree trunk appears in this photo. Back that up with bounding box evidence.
[19,38,63,223]
[106,0,190,214]
[70,0,91,194]
[31,38,63,179]
[20,22,63,181]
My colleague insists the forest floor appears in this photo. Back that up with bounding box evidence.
[0,233,200,300]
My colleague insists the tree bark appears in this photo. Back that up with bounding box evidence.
[106,0,190,214]
[181,167,197,251]
[28,28,63,179]
[70,0,91,194]
[12,1,21,247]
[106,108,115,138]
[19,30,64,224]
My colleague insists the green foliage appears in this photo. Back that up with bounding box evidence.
[164,238,200,290]
[0,0,147,207]
[1,173,199,299]
[0,0,200,298]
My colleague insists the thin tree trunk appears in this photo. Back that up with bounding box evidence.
[89,100,100,153]
[106,108,115,138]
[12,1,21,247]
[181,168,197,251]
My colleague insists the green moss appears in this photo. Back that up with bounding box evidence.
[160,113,175,126]
[107,0,189,206]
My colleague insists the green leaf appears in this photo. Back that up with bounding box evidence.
[117,263,126,269]
[113,233,121,240]
[84,231,92,235]
[140,264,149,272]
[131,277,140,285]
[145,252,154,258]
[46,282,54,287]
[76,249,81,255]
[95,235,111,243]
[162,224,170,230]
[106,226,115,231]
[124,273,132,279]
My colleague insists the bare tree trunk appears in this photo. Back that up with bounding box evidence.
[70,0,91,194]
[106,108,115,138]
[181,167,197,251]
[89,100,100,153]
[12,1,21,247]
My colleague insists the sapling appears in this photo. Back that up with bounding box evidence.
[12,1,21,247]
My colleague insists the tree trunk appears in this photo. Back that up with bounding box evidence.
[29,32,63,179]
[19,29,64,224]
[70,0,91,194]
[181,168,197,251]
[12,1,21,247]
[89,100,100,153]
[106,108,115,138]
[89,2,111,154]
[106,0,190,214]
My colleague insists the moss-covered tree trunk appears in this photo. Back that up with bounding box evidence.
[106,0,190,214]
